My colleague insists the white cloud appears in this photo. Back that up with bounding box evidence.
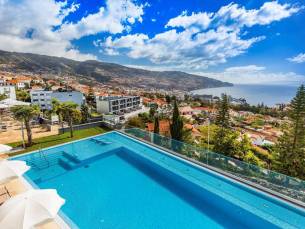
[121,63,305,85]
[287,53,305,63]
[225,65,266,73]
[194,65,305,84]
[166,10,212,29]
[58,0,145,40]
[100,1,301,69]
[213,1,301,28]
[0,0,145,61]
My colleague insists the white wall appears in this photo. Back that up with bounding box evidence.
[0,86,16,100]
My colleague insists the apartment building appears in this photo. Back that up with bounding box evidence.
[30,90,53,110]
[96,96,142,114]
[30,90,84,110]
[0,86,16,100]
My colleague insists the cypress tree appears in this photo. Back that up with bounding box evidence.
[170,100,184,141]
[215,94,230,129]
[154,115,160,134]
[274,85,305,179]
[86,86,95,107]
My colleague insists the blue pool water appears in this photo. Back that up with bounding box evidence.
[14,131,305,228]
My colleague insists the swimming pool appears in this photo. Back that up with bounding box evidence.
[14,131,305,228]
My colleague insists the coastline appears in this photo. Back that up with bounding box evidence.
[191,84,299,107]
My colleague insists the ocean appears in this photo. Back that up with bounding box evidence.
[192,84,300,107]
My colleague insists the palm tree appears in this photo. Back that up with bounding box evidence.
[0,93,7,101]
[58,102,81,138]
[16,90,30,102]
[11,105,40,146]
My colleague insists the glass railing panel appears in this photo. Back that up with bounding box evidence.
[121,127,305,203]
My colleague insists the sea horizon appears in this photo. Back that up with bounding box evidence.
[192,83,301,107]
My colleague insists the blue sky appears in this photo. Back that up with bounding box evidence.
[0,0,304,84]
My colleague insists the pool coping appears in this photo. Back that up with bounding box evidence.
[116,130,305,210]
[17,176,73,229]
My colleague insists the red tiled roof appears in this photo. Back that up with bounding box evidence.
[147,120,170,133]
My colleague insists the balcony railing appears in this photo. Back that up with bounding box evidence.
[120,127,305,205]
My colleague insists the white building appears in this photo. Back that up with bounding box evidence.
[52,91,84,107]
[30,90,84,110]
[0,86,16,100]
[96,96,142,115]
[30,90,53,110]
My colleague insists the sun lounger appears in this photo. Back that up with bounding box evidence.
[0,192,10,205]
[0,186,10,205]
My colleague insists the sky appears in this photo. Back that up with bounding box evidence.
[0,0,304,85]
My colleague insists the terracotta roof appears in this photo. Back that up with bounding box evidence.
[192,107,216,112]
[147,120,170,133]
[184,124,201,135]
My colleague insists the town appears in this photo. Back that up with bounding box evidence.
[0,70,288,171]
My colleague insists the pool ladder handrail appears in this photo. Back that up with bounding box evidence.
[38,147,50,168]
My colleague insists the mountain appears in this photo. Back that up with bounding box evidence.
[0,50,232,91]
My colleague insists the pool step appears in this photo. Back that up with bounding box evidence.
[58,158,78,170]
[90,138,112,145]
[62,152,81,163]
[58,148,120,170]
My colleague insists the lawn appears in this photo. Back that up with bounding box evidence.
[8,126,111,156]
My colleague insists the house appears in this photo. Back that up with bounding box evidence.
[184,124,201,138]
[247,133,275,146]
[0,86,16,100]
[8,76,32,89]
[179,106,194,115]
[0,78,6,86]
[146,120,170,135]
[96,96,142,115]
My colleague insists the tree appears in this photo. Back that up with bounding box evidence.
[170,100,183,141]
[213,128,240,158]
[86,86,95,107]
[214,94,235,156]
[244,151,262,166]
[215,94,230,128]
[49,98,65,127]
[289,85,305,149]
[58,102,81,138]
[149,107,156,119]
[274,85,305,179]
[11,105,40,146]
[44,82,52,91]
[165,95,171,104]
[16,90,30,102]
[81,103,90,123]
[127,116,145,129]
[0,93,7,101]
[238,134,252,159]
[153,115,160,134]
